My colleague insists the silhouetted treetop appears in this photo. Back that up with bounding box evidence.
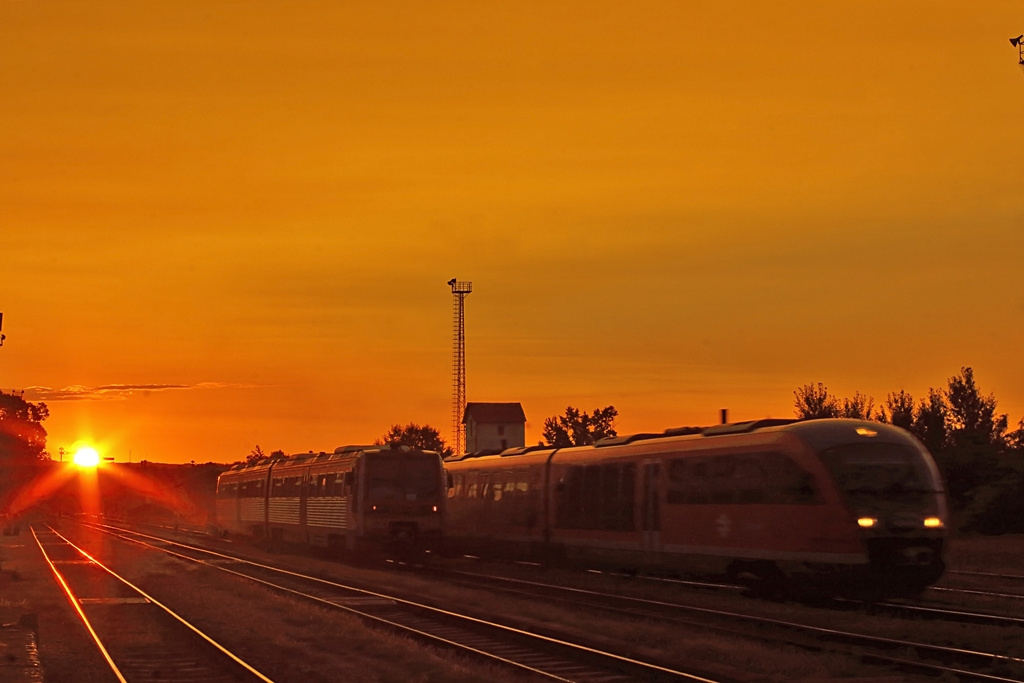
[376,423,451,457]
[840,391,875,420]
[0,391,49,462]
[542,405,618,448]
[793,383,840,420]
[945,366,1008,448]
[245,445,266,465]
[878,390,915,430]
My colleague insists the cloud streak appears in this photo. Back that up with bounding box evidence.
[23,382,260,402]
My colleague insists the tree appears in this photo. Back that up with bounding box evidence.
[0,391,49,462]
[1008,418,1024,453]
[542,405,618,448]
[945,366,1008,449]
[376,423,452,457]
[839,391,874,420]
[912,388,949,456]
[245,445,265,465]
[877,390,915,430]
[793,383,839,420]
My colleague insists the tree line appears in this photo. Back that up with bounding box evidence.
[794,367,1024,534]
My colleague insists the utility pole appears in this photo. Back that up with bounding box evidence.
[0,311,6,348]
[447,278,472,455]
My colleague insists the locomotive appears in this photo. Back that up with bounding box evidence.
[216,445,445,556]
[443,418,948,597]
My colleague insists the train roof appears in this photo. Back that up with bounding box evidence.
[444,418,922,463]
[220,444,442,478]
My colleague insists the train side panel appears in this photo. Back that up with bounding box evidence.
[305,454,358,549]
[216,465,270,537]
[267,458,309,545]
[445,453,549,557]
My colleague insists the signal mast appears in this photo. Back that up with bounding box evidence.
[447,278,472,456]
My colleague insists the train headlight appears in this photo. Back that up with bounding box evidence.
[432,505,438,513]
[923,517,943,528]
[857,517,878,528]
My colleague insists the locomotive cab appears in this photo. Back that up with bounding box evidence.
[359,450,444,556]
[815,428,948,595]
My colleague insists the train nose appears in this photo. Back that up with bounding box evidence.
[889,513,921,532]
[899,545,936,566]
[389,521,418,540]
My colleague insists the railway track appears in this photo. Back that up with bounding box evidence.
[588,562,1024,630]
[30,525,273,683]
[423,563,1024,682]
[74,521,723,683]
[85,520,1024,681]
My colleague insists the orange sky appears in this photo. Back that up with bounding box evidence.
[3,1,1023,464]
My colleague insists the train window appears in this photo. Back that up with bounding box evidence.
[666,453,817,505]
[492,481,503,502]
[760,453,818,504]
[667,458,710,504]
[515,481,528,494]
[466,482,478,499]
[819,442,935,506]
[709,456,737,504]
[449,474,464,499]
[735,457,767,503]
[555,464,635,531]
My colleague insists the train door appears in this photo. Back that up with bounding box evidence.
[641,461,662,553]
[300,468,311,544]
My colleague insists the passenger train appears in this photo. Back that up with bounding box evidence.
[216,445,445,556]
[443,418,949,597]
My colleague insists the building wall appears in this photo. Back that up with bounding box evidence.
[466,419,526,453]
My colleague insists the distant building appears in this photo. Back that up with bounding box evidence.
[463,402,526,453]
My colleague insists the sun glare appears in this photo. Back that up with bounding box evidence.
[73,446,101,468]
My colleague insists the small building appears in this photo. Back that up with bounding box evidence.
[463,402,527,453]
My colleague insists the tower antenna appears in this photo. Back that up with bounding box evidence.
[447,278,472,455]
[1011,35,1023,64]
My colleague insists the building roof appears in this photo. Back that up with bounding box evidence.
[463,402,526,424]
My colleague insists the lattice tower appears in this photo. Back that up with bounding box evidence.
[447,279,472,455]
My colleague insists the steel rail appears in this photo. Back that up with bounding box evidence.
[34,525,276,683]
[31,526,129,683]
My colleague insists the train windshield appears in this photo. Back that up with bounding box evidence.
[365,454,441,502]
[819,442,942,505]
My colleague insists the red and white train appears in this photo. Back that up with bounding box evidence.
[216,445,445,556]
[443,418,949,596]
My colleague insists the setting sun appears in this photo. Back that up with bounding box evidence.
[72,447,101,468]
